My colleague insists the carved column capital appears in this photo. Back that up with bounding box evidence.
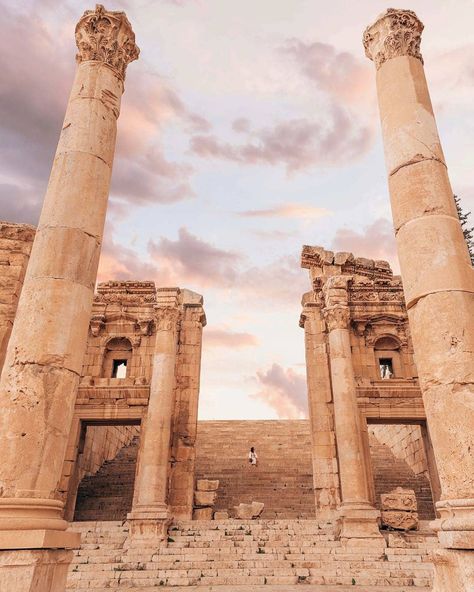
[323,305,350,332]
[155,307,180,332]
[75,4,140,80]
[137,316,154,336]
[363,8,423,70]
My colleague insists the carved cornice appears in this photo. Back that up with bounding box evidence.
[363,9,424,70]
[75,4,139,80]
[323,305,350,332]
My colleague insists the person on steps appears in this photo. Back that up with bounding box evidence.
[248,446,258,467]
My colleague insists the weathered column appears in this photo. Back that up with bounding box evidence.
[169,290,206,519]
[322,277,383,542]
[128,304,179,540]
[0,5,138,589]
[300,293,340,517]
[364,9,474,588]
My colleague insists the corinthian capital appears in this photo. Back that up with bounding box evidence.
[363,9,423,70]
[75,4,139,79]
[323,305,350,332]
[155,307,180,332]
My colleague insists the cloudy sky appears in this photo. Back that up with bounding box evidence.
[1,0,473,419]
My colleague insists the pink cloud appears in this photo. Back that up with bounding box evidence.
[281,39,371,102]
[239,202,330,219]
[331,218,399,272]
[253,364,308,419]
[204,328,258,349]
[190,105,372,173]
[239,255,307,306]
[148,227,243,287]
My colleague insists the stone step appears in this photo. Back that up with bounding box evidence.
[66,519,436,590]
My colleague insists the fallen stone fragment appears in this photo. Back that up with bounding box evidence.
[196,479,220,491]
[381,510,418,531]
[213,511,229,520]
[233,501,265,519]
[193,507,213,520]
[194,490,217,507]
[381,487,417,512]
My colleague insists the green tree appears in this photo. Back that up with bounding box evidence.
[454,194,474,265]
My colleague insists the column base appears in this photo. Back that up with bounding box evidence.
[126,518,172,545]
[431,498,474,549]
[432,548,474,592]
[0,498,68,532]
[337,503,385,544]
[127,505,173,544]
[0,548,73,592]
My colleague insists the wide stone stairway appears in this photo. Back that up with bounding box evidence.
[71,421,436,523]
[195,420,315,519]
[66,519,437,590]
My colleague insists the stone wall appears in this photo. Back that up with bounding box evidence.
[370,424,428,477]
[0,222,35,370]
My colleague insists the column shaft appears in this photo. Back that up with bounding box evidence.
[322,276,382,541]
[364,9,474,554]
[128,308,178,536]
[301,303,340,516]
[0,4,138,545]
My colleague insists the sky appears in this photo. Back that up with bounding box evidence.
[1,0,473,420]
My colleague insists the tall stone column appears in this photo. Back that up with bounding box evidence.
[322,277,382,542]
[300,294,340,517]
[364,9,474,589]
[128,306,179,540]
[0,0,138,563]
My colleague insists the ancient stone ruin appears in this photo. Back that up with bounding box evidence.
[0,5,472,592]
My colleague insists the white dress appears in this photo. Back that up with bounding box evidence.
[248,451,258,465]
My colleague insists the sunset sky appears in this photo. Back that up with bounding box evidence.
[1,0,473,419]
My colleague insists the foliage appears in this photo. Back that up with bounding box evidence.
[454,195,474,265]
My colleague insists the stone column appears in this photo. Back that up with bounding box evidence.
[364,9,474,588]
[169,290,206,519]
[322,276,383,542]
[0,2,138,581]
[300,293,340,517]
[128,306,179,539]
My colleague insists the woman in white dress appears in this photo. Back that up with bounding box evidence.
[248,447,258,467]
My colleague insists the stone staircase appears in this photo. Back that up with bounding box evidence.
[195,420,315,519]
[74,436,139,521]
[368,434,435,520]
[71,421,436,523]
[66,519,437,590]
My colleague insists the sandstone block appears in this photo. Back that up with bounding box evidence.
[193,507,213,520]
[233,502,265,520]
[196,479,219,491]
[213,511,229,520]
[381,487,417,512]
[381,510,418,531]
[194,491,217,508]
